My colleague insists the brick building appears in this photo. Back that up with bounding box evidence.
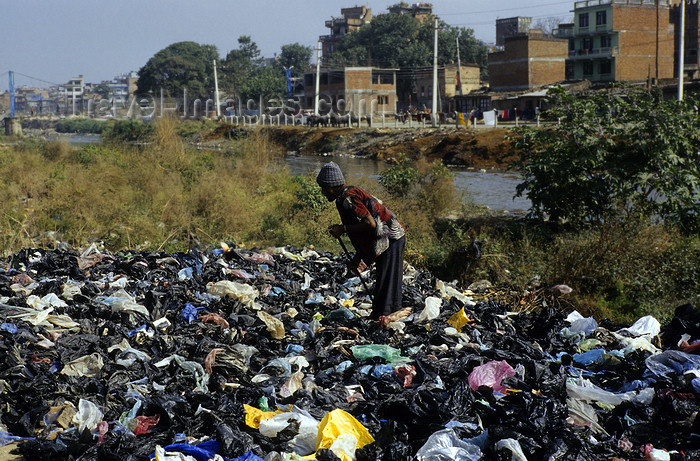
[303,67,397,114]
[496,17,533,47]
[410,63,481,111]
[320,6,372,64]
[567,0,674,82]
[387,2,434,23]
[488,30,569,91]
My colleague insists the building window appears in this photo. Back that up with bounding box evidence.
[420,86,425,97]
[596,11,606,26]
[599,61,612,74]
[377,95,388,105]
[579,13,589,28]
[479,98,490,111]
[583,62,593,75]
[582,38,592,52]
[600,35,611,48]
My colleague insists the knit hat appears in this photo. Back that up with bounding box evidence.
[316,162,345,187]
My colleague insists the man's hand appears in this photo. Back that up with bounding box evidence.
[348,255,367,276]
[328,224,344,238]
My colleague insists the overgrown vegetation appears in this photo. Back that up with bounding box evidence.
[55,118,108,134]
[510,85,700,231]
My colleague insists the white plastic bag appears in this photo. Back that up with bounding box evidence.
[415,428,482,461]
[61,353,105,377]
[72,398,103,432]
[617,315,661,338]
[207,280,259,307]
[494,438,528,461]
[417,296,441,323]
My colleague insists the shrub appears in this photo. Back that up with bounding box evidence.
[102,119,154,144]
[510,85,700,231]
[379,159,417,197]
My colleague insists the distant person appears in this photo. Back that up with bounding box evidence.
[316,162,406,320]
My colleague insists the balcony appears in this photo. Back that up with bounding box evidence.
[574,0,612,9]
[325,17,348,28]
[567,46,618,60]
[553,28,574,38]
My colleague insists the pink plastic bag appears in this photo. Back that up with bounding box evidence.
[467,360,516,393]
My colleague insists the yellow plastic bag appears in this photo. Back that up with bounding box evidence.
[243,404,284,429]
[316,409,374,461]
[447,306,470,332]
[257,311,285,340]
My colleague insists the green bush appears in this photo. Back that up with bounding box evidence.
[292,174,329,215]
[102,119,154,144]
[510,85,700,231]
[379,159,418,197]
[55,118,106,134]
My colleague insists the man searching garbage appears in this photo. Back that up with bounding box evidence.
[316,161,406,320]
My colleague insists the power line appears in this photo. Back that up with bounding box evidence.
[437,1,574,16]
[13,72,61,87]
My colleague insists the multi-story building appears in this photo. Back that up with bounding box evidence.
[106,71,138,103]
[567,0,674,82]
[320,6,372,64]
[489,30,569,90]
[410,63,481,112]
[387,2,434,22]
[496,17,533,47]
[303,67,397,114]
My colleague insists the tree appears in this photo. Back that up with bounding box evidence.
[240,66,286,101]
[137,41,219,101]
[222,36,262,98]
[510,85,700,231]
[93,83,112,99]
[278,43,313,78]
[532,16,570,35]
[329,15,488,76]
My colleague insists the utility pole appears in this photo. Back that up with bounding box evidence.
[213,59,221,118]
[315,41,321,115]
[656,0,659,82]
[456,35,463,96]
[8,71,15,118]
[432,17,439,127]
[678,0,685,101]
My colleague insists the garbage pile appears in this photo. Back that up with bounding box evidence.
[1,244,699,461]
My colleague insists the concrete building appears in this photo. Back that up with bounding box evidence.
[106,71,138,104]
[496,17,533,47]
[489,30,569,91]
[303,67,397,114]
[671,1,700,80]
[410,63,481,112]
[387,2,434,22]
[320,6,372,64]
[567,0,674,82]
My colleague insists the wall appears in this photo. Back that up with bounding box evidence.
[489,34,567,90]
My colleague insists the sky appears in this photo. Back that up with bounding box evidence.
[0,0,575,91]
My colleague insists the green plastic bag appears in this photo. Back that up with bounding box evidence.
[351,344,409,363]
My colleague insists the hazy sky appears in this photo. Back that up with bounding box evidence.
[0,0,574,91]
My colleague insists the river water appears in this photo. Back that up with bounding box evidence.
[58,134,530,213]
[279,154,531,214]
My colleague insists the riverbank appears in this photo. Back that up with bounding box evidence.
[199,125,519,171]
[16,118,519,171]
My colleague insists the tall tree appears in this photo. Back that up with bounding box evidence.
[137,41,219,101]
[240,66,286,101]
[329,14,488,76]
[222,36,262,98]
[277,43,313,78]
